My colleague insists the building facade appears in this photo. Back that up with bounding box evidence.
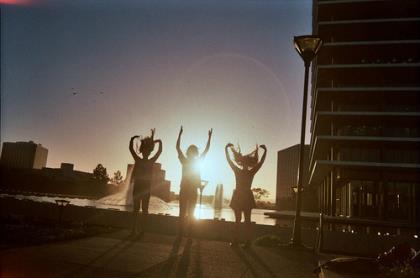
[276,144,318,211]
[276,144,310,200]
[310,0,420,224]
[0,141,48,169]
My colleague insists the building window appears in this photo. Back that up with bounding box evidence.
[386,182,410,221]
[338,147,380,162]
[350,180,378,218]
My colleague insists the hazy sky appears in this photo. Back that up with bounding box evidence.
[1,0,312,198]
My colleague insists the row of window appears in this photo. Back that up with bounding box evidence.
[321,179,419,222]
[336,147,420,164]
[350,180,416,221]
[321,58,419,65]
[335,104,420,113]
[336,125,420,137]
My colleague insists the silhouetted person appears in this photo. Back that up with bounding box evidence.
[129,129,162,236]
[225,143,267,247]
[176,126,212,236]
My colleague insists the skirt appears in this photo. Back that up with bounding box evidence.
[230,188,256,211]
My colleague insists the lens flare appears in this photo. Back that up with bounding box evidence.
[0,0,33,5]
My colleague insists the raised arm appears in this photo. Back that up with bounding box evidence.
[225,143,239,172]
[251,145,267,174]
[200,128,213,159]
[129,135,140,160]
[176,126,186,161]
[150,139,163,163]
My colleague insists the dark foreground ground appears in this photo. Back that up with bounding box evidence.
[1,229,330,278]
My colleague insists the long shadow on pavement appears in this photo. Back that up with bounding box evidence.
[231,245,261,278]
[65,232,134,278]
[244,247,276,278]
[133,236,194,278]
[131,236,184,277]
[174,237,193,277]
[192,239,202,278]
[159,236,183,277]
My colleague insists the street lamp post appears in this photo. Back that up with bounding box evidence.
[291,35,322,247]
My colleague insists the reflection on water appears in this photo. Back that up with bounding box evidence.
[0,193,276,225]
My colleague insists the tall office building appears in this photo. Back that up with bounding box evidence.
[0,141,48,169]
[276,144,310,200]
[276,144,318,211]
[310,1,420,224]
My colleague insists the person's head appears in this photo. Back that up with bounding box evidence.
[139,136,155,159]
[231,145,259,170]
[186,145,199,159]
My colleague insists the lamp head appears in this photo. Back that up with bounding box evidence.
[294,35,322,64]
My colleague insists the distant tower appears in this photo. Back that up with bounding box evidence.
[213,184,224,209]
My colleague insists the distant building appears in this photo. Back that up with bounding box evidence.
[276,144,317,211]
[310,1,420,224]
[0,161,114,197]
[276,144,310,201]
[0,141,48,169]
[42,163,94,181]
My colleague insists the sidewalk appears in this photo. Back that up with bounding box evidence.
[1,229,326,277]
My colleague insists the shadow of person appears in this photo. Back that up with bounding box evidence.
[192,239,202,278]
[127,236,183,277]
[159,236,183,277]
[96,234,141,268]
[244,247,277,278]
[66,232,132,278]
[175,237,193,277]
[231,245,261,278]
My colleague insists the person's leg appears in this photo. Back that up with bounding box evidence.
[186,189,197,237]
[132,195,140,234]
[243,209,252,247]
[179,189,187,236]
[139,190,150,235]
[231,209,242,246]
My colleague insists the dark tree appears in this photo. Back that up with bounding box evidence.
[112,170,124,185]
[93,164,110,183]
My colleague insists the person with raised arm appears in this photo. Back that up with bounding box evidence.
[225,143,267,247]
[176,126,212,236]
[129,129,162,237]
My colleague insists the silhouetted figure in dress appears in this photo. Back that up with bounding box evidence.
[176,126,212,236]
[129,129,162,236]
[225,143,267,247]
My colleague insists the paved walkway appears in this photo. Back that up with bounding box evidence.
[1,230,327,277]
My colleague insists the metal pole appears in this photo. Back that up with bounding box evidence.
[291,61,310,246]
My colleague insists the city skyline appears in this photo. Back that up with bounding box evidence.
[1,0,312,196]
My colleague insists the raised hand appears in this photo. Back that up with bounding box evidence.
[226,143,234,148]
[208,128,213,138]
[151,128,156,139]
[179,126,183,137]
